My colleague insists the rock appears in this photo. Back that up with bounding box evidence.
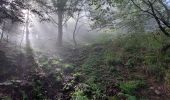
[0,81,13,86]
[149,87,154,90]
[155,90,161,95]
[158,86,162,90]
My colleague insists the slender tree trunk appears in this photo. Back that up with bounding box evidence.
[1,22,5,40]
[26,9,30,42]
[73,12,80,47]
[57,10,63,46]
[73,22,78,47]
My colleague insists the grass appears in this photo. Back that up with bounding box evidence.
[73,31,170,99]
[72,90,89,100]
[119,80,146,95]
[1,31,170,99]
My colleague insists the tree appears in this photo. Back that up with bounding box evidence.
[0,0,42,23]
[72,1,85,47]
[129,0,170,52]
[88,0,150,32]
[37,0,83,46]
[90,0,170,34]
[0,0,44,43]
[130,0,170,36]
[88,0,170,51]
[0,0,24,23]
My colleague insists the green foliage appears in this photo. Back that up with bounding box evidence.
[21,91,29,100]
[144,53,158,65]
[1,96,12,100]
[119,80,146,95]
[104,49,122,66]
[80,33,163,99]
[88,83,104,99]
[143,51,168,81]
[125,57,136,68]
[32,80,47,99]
[146,65,165,81]
[126,95,137,100]
[51,59,60,65]
[63,64,74,74]
[72,90,89,100]
[94,33,114,44]
[73,72,84,82]
[111,93,137,100]
[123,35,143,52]
[75,32,170,99]
[1,32,170,99]
[165,69,170,88]
[82,49,104,78]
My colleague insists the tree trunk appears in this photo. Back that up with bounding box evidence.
[1,22,5,40]
[57,10,63,46]
[73,12,80,47]
[26,9,30,43]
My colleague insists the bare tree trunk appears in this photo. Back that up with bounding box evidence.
[73,21,78,47]
[57,10,63,46]
[1,22,5,40]
[73,12,80,47]
[26,9,30,42]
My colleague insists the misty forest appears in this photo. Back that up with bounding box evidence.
[1,0,170,100]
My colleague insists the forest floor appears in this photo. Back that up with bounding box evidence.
[0,33,170,100]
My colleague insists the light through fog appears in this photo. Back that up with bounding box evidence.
[1,0,170,99]
[14,10,103,53]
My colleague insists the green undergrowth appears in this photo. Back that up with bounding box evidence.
[71,32,170,99]
[1,32,170,99]
[119,80,146,95]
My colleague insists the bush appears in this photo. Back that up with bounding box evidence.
[165,69,170,88]
[119,80,146,95]
[63,64,74,74]
[145,65,165,81]
[72,90,89,100]
[104,49,122,66]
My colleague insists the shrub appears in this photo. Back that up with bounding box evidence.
[104,50,122,66]
[72,90,89,100]
[63,64,74,74]
[119,80,146,95]
[165,69,170,88]
[145,65,165,81]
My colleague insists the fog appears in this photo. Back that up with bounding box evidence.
[3,11,104,54]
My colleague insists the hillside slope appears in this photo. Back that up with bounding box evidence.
[0,33,170,100]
